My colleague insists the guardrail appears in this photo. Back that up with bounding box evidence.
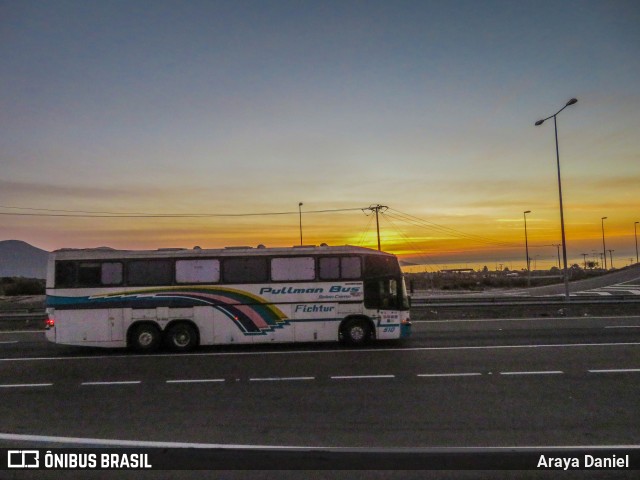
[411,295,640,307]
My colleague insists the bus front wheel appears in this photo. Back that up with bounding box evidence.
[164,322,199,352]
[342,318,372,345]
[130,323,161,353]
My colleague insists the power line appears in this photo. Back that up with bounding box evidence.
[379,212,440,272]
[356,211,376,247]
[0,205,364,218]
[386,208,521,248]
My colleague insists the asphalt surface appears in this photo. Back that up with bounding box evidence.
[1,316,639,449]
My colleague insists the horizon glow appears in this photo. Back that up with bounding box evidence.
[1,1,638,271]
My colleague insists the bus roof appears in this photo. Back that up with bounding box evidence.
[51,245,396,261]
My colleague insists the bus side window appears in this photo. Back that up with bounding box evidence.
[271,257,315,281]
[176,259,220,284]
[319,257,340,280]
[388,279,398,308]
[340,257,361,279]
[223,257,268,284]
[77,262,102,286]
[55,261,76,287]
[127,260,173,286]
[101,262,123,285]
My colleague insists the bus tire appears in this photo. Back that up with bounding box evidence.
[342,318,372,345]
[129,323,161,353]
[164,322,199,352]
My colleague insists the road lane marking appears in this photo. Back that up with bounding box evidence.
[414,316,640,324]
[249,377,315,382]
[604,325,640,329]
[3,341,640,363]
[499,371,564,376]
[81,381,141,386]
[0,341,18,344]
[331,375,395,380]
[0,383,52,388]
[3,368,639,388]
[166,379,225,384]
[588,368,640,374]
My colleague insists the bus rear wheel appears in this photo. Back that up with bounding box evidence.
[130,323,161,353]
[342,318,372,345]
[164,322,199,352]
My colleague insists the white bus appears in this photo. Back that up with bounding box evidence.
[45,244,411,352]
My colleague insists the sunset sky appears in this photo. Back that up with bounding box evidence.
[1,0,639,271]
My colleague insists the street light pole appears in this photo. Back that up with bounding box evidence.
[601,216,608,270]
[551,244,561,269]
[298,202,303,246]
[581,253,588,270]
[635,221,639,264]
[535,98,577,302]
[523,210,531,287]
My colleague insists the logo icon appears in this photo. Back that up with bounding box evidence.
[7,450,39,468]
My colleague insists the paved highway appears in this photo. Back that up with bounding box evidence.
[1,315,639,453]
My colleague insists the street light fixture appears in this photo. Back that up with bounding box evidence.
[535,98,578,301]
[523,210,531,287]
[601,216,608,270]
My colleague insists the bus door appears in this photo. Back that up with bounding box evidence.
[364,277,402,339]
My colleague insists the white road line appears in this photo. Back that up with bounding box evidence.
[0,432,306,449]
[604,325,640,329]
[166,379,225,384]
[0,341,18,344]
[588,369,640,374]
[2,432,639,450]
[2,341,640,363]
[331,375,395,380]
[81,381,141,386]
[413,315,640,324]
[0,383,53,388]
[499,371,564,376]
[249,377,315,382]
[417,373,482,378]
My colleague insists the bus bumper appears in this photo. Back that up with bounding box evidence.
[45,326,56,343]
[400,320,412,338]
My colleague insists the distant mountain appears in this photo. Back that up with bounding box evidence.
[399,260,419,267]
[0,240,49,279]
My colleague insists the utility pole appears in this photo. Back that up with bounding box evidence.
[366,204,388,251]
[580,253,588,270]
[607,249,614,269]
